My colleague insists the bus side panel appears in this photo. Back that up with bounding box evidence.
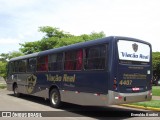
[60,90,108,106]
[33,73,62,98]
[16,73,32,94]
[6,74,15,91]
[30,71,109,105]
[60,71,108,105]
[76,72,108,94]
[60,72,109,106]
[38,71,109,94]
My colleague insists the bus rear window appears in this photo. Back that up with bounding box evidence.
[117,40,150,64]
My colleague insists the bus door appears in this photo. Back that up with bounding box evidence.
[6,62,18,91]
[116,40,151,93]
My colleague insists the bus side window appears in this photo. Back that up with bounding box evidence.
[48,53,63,71]
[27,58,36,72]
[65,51,75,70]
[37,56,48,72]
[8,62,14,75]
[76,49,83,70]
[14,61,19,72]
[84,45,106,70]
[19,60,27,72]
[64,49,83,71]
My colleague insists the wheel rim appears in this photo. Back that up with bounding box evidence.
[51,92,58,105]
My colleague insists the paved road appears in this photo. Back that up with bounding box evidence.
[0,89,159,120]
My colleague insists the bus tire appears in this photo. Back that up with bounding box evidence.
[49,88,62,108]
[13,84,20,97]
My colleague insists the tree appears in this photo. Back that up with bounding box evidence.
[39,26,73,38]
[0,61,7,78]
[20,41,41,54]
[20,26,106,54]
[20,26,75,54]
[0,51,24,62]
[152,52,160,77]
[0,51,23,78]
[81,31,105,41]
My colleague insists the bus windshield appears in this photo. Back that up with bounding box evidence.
[117,40,150,64]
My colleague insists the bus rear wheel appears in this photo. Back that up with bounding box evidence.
[49,89,62,108]
[13,84,20,97]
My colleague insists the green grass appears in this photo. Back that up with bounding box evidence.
[0,84,6,89]
[152,86,160,96]
[130,100,160,108]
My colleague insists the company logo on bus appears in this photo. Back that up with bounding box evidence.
[132,43,138,52]
[27,74,37,94]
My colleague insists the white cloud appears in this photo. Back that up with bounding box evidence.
[0,38,20,45]
[0,0,160,53]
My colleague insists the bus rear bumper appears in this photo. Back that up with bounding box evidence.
[108,90,152,105]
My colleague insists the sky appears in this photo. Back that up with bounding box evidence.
[0,0,160,54]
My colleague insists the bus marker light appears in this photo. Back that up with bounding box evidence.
[148,91,152,96]
[115,96,122,100]
[75,91,80,94]
[94,93,100,96]
[62,90,67,92]
[115,97,118,99]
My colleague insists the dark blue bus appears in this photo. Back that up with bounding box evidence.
[6,36,152,108]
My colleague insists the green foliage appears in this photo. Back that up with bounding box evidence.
[130,100,160,108]
[39,26,73,38]
[20,41,41,54]
[0,51,24,62]
[152,86,160,96]
[0,61,7,78]
[82,31,105,41]
[0,51,23,78]
[20,26,105,54]
[0,84,6,89]
[39,37,58,50]
[152,52,160,76]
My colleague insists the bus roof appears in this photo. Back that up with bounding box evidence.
[10,52,39,62]
[9,36,151,62]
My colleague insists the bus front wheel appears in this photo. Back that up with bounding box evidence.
[13,84,20,97]
[49,89,62,108]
